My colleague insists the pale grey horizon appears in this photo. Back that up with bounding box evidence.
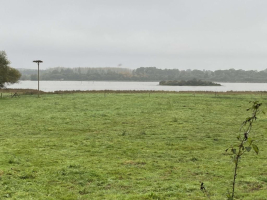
[1,0,267,71]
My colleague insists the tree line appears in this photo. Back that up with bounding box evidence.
[19,66,267,83]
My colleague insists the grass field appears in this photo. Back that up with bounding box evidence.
[0,91,267,199]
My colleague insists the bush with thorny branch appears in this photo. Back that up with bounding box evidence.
[201,101,264,200]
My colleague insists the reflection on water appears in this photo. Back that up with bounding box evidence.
[7,81,267,92]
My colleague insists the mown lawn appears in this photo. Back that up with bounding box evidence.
[0,92,267,199]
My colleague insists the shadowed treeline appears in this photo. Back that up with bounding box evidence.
[18,67,267,82]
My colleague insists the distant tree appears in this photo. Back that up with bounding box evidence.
[17,66,267,83]
[0,51,21,88]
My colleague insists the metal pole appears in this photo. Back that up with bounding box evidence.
[33,60,43,98]
[38,62,40,98]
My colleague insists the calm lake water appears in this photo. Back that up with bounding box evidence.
[6,81,267,92]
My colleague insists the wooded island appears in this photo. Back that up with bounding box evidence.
[159,79,221,86]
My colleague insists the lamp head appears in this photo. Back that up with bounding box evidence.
[33,60,43,63]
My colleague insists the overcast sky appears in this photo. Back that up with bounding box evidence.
[1,0,267,70]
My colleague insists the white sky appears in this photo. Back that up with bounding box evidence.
[1,0,267,70]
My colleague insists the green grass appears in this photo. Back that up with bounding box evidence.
[0,92,267,199]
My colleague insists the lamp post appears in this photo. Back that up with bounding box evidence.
[33,60,43,98]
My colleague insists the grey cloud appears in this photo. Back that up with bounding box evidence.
[1,0,267,70]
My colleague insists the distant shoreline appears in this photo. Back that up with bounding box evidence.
[18,67,267,83]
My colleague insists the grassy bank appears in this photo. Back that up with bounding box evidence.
[0,92,267,199]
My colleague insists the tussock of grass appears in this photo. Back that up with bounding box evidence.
[0,92,266,199]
